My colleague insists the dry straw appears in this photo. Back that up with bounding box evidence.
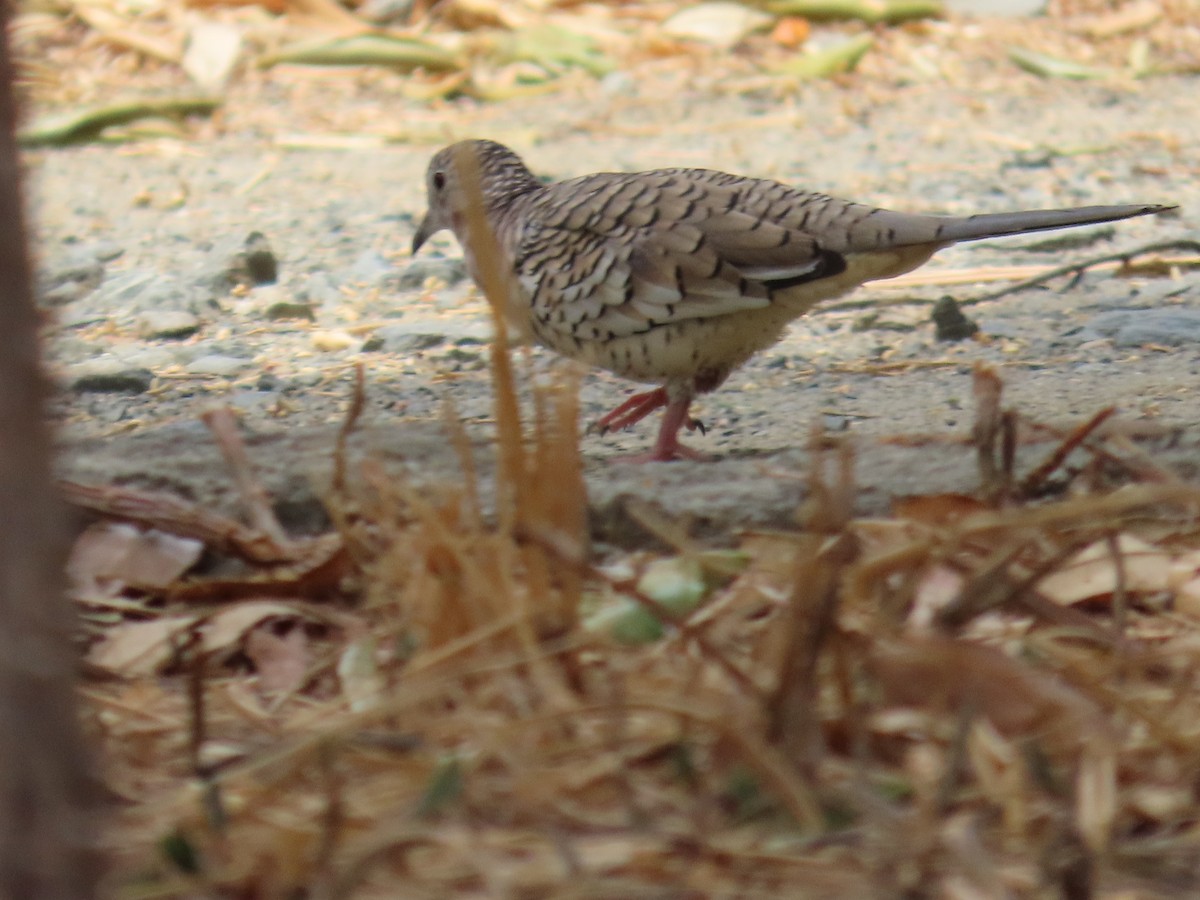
[82,185,1200,899]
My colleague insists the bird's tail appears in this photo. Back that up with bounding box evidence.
[934,203,1174,243]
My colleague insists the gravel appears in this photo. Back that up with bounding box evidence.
[30,67,1200,537]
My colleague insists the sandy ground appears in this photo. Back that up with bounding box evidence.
[31,56,1200,547]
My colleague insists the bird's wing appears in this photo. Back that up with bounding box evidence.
[513,172,846,342]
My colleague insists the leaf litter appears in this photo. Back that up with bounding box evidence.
[61,128,1200,897]
[13,0,1200,144]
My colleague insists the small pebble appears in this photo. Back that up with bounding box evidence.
[68,359,154,394]
[243,232,278,285]
[137,310,202,340]
[364,325,446,353]
[345,250,392,285]
[266,302,317,322]
[931,297,979,342]
[116,347,179,370]
[392,257,467,290]
[296,271,341,306]
[185,354,252,377]
[311,330,359,352]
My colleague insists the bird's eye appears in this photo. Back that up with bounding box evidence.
[433,171,446,190]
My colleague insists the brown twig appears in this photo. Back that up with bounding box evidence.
[202,406,290,547]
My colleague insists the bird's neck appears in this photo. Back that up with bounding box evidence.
[482,171,543,219]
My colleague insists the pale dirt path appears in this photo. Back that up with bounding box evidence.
[34,66,1200,546]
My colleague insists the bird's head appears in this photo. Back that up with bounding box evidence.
[411,140,541,257]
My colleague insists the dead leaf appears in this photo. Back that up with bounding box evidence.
[441,0,533,30]
[68,522,204,594]
[72,2,184,63]
[1073,0,1162,39]
[283,0,369,33]
[199,600,307,655]
[183,21,243,91]
[661,3,773,49]
[892,493,990,525]
[88,615,197,676]
[868,637,1108,751]
[1036,534,1173,606]
[908,564,965,630]
[244,621,311,694]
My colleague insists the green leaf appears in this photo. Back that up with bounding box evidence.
[1008,46,1109,80]
[416,755,463,819]
[260,34,461,73]
[764,0,943,24]
[502,24,614,77]
[159,828,201,875]
[19,96,220,147]
[773,34,874,79]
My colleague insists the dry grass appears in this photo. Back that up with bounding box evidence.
[69,132,1200,900]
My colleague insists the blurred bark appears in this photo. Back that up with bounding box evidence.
[0,4,101,896]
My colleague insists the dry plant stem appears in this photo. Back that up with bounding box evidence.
[331,363,366,499]
[497,697,826,831]
[0,12,101,893]
[936,539,1110,639]
[972,239,1200,304]
[450,143,526,528]
[184,624,215,780]
[513,523,776,755]
[1019,407,1116,498]
[202,406,290,546]
[971,364,1016,502]
[442,396,482,527]
[61,479,307,564]
[451,142,585,671]
[960,482,1200,535]
[327,365,380,577]
[769,429,856,767]
[818,246,1200,316]
[312,741,345,900]
[1106,532,1130,675]
[1034,640,1193,756]
[1096,430,1184,484]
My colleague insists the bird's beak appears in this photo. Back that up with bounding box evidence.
[411,213,432,256]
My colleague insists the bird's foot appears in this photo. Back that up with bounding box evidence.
[613,394,710,463]
[588,387,669,436]
[614,442,710,464]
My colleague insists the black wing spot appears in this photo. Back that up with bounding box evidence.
[762,250,847,291]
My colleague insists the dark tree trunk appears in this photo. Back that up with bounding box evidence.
[0,5,102,895]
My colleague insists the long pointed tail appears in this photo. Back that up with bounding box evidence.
[934,203,1175,243]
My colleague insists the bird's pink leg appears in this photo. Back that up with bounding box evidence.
[589,388,669,435]
[620,395,709,463]
[591,387,708,461]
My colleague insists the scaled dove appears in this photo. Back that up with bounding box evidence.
[412,140,1173,461]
